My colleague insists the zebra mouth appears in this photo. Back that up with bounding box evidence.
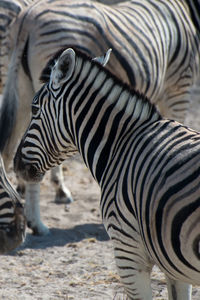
[16,163,45,183]
[24,164,45,182]
[14,151,45,183]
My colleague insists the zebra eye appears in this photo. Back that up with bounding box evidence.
[31,104,40,116]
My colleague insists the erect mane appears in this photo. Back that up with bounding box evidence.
[40,47,160,118]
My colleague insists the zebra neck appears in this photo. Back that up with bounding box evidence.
[70,57,160,183]
[186,0,200,35]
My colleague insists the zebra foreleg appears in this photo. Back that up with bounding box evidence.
[25,183,49,235]
[50,165,73,204]
[166,277,192,300]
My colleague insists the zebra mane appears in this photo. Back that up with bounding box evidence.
[40,47,161,119]
[186,0,200,35]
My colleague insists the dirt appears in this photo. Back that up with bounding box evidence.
[0,86,200,300]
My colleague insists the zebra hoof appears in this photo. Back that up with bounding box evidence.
[27,221,50,236]
[54,187,73,204]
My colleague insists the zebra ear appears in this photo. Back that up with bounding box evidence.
[51,48,76,87]
[92,48,112,66]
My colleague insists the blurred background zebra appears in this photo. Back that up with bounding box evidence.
[0,0,119,91]
[14,47,200,300]
[0,0,74,235]
[0,0,200,235]
[0,154,25,254]
[0,0,33,92]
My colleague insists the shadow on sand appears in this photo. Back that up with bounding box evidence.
[9,222,109,253]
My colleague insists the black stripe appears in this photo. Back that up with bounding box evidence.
[21,37,32,80]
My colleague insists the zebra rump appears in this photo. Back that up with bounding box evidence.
[0,0,33,92]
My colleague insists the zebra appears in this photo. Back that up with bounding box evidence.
[1,0,200,235]
[0,154,25,254]
[0,1,26,251]
[0,0,75,235]
[14,47,200,299]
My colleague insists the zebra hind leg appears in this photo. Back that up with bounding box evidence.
[166,276,192,300]
[51,165,73,204]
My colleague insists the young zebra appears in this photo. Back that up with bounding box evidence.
[1,0,200,235]
[14,48,200,299]
[0,155,25,254]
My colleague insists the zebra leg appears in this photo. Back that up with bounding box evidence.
[50,165,73,204]
[166,276,192,300]
[113,245,153,299]
[25,183,49,235]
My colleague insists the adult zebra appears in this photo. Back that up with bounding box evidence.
[0,2,26,250]
[0,154,25,254]
[14,48,200,300]
[0,0,74,236]
[1,0,200,235]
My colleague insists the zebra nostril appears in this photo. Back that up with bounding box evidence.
[27,164,39,178]
[25,164,45,182]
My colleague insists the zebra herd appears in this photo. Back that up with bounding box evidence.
[0,0,200,298]
[1,0,200,237]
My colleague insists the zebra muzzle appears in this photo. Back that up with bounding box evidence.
[14,152,44,183]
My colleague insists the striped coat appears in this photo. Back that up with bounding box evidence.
[14,47,200,300]
[1,0,200,236]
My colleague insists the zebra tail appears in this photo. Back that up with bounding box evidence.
[0,6,30,154]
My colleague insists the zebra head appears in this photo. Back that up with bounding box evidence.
[14,48,112,182]
[0,156,26,254]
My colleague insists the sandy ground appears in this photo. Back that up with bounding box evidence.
[0,86,200,300]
